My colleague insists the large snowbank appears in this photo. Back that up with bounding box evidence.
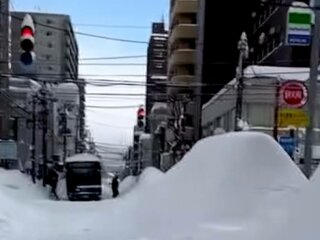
[263,164,320,240]
[119,167,164,197]
[119,175,136,195]
[0,132,309,240]
[125,132,307,239]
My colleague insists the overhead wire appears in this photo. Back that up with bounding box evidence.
[75,23,150,29]
[7,12,149,44]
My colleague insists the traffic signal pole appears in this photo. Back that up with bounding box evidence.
[304,1,320,178]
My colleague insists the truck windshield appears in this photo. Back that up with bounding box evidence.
[67,162,101,186]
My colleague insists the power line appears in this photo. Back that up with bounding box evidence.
[8,12,148,44]
[79,55,146,61]
[75,23,150,29]
[80,63,146,66]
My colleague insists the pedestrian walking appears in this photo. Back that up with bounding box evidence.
[111,175,119,198]
[47,163,60,200]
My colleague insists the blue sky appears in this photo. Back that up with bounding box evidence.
[12,0,169,145]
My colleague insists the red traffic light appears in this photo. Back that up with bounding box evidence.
[20,14,35,52]
[21,27,34,37]
[137,107,145,118]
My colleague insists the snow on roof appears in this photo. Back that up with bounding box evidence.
[150,75,167,80]
[203,65,316,110]
[151,33,168,38]
[140,133,151,140]
[66,153,100,163]
[244,65,310,81]
[54,83,79,91]
[151,102,167,113]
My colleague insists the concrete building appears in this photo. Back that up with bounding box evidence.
[0,0,10,140]
[10,12,79,81]
[196,0,311,107]
[248,0,311,67]
[201,65,320,166]
[145,22,168,133]
[0,0,9,75]
[9,12,86,168]
[52,83,80,161]
[166,0,199,163]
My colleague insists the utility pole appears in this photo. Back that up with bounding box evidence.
[31,96,36,184]
[62,107,68,163]
[304,0,320,178]
[40,89,48,186]
[273,78,281,140]
[234,32,249,131]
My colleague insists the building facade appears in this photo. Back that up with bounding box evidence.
[145,22,168,133]
[248,0,311,67]
[10,12,79,81]
[166,0,199,163]
[0,0,10,140]
[196,0,311,140]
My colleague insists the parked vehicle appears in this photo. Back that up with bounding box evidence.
[65,154,102,201]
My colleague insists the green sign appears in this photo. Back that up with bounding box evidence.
[286,5,313,46]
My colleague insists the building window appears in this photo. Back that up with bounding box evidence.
[48,65,54,71]
[48,42,53,48]
[155,62,164,69]
[46,19,53,24]
[46,31,53,36]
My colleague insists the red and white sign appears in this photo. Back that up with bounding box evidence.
[280,80,308,108]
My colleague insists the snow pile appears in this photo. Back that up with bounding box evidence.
[138,167,164,186]
[264,165,320,240]
[119,168,164,196]
[119,175,136,195]
[56,178,68,200]
[0,132,309,240]
[0,169,49,240]
[127,132,307,239]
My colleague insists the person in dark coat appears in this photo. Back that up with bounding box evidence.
[47,164,60,200]
[111,176,119,198]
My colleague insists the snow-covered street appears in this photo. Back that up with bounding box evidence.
[1,132,319,240]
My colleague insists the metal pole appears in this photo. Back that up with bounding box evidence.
[234,32,249,131]
[41,93,48,187]
[304,1,320,178]
[273,79,280,140]
[31,96,36,184]
[62,109,67,164]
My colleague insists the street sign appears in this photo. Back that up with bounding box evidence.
[286,5,313,46]
[279,135,296,158]
[278,108,309,128]
[280,80,308,108]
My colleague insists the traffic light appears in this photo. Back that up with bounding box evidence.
[20,14,36,67]
[137,106,145,129]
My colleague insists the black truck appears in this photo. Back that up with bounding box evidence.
[65,154,102,201]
